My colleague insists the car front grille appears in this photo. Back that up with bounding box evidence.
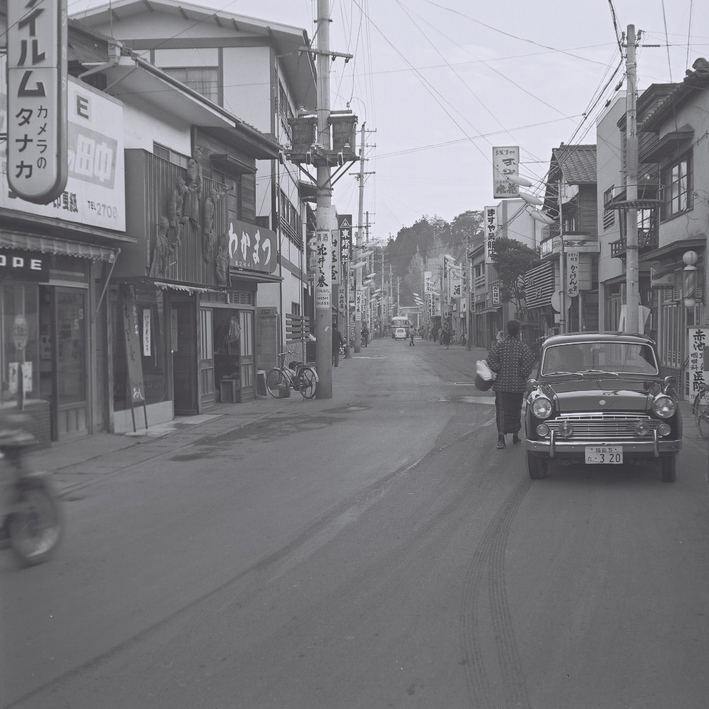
[545,413,659,441]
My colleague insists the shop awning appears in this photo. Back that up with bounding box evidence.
[229,270,283,285]
[0,232,118,262]
[151,280,222,294]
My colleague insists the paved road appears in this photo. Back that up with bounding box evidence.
[2,337,709,709]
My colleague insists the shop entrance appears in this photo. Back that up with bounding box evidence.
[172,297,198,415]
[40,286,89,440]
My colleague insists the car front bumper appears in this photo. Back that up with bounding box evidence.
[526,430,682,458]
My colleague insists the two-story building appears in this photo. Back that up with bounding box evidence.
[72,0,318,372]
[530,144,599,335]
[600,61,708,396]
[0,8,134,444]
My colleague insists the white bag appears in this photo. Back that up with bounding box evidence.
[476,359,496,381]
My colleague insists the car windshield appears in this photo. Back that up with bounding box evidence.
[541,341,659,376]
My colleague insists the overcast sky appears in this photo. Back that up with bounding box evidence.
[71,0,709,241]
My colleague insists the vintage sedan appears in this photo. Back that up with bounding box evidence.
[525,332,682,482]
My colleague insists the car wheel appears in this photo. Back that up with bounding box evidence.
[526,451,548,480]
[659,453,677,483]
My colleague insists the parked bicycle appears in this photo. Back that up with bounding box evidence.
[692,381,709,439]
[266,350,318,400]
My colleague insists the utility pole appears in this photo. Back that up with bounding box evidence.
[354,122,366,354]
[558,179,566,334]
[625,24,640,333]
[314,0,333,398]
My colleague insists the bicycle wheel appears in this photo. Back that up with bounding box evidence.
[693,389,709,439]
[266,368,287,398]
[297,367,317,399]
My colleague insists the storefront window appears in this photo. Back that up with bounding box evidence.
[112,285,168,410]
[0,282,39,404]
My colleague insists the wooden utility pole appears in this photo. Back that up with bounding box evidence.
[625,24,641,333]
[354,122,366,353]
[314,0,333,397]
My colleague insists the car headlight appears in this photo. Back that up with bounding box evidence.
[531,396,553,419]
[652,395,676,419]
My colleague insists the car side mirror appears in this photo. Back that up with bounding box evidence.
[663,375,676,392]
[526,379,537,393]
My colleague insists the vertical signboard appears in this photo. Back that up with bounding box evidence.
[484,206,497,263]
[120,284,145,405]
[337,214,352,263]
[688,328,709,398]
[7,0,68,204]
[492,146,520,199]
[566,251,580,297]
[330,228,340,285]
[314,230,331,310]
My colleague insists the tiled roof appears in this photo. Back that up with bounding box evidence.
[552,144,596,184]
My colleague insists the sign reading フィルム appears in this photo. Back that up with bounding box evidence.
[7,0,68,204]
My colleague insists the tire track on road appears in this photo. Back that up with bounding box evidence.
[460,475,533,709]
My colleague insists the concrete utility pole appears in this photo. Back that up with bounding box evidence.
[624,24,641,333]
[354,122,366,354]
[315,0,333,398]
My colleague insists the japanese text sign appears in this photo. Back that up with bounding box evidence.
[228,218,277,273]
[688,328,709,397]
[337,214,352,263]
[331,229,340,285]
[566,251,579,297]
[1,74,125,229]
[314,230,331,310]
[7,0,68,204]
[120,284,145,404]
[484,206,497,263]
[492,146,520,199]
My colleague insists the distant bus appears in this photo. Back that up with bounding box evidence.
[391,316,410,340]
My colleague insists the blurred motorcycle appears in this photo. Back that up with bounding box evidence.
[0,411,63,567]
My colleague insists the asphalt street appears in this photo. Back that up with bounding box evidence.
[2,336,709,709]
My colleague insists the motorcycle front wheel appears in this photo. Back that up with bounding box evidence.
[7,485,63,567]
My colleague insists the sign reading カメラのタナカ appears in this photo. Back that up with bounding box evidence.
[6,0,68,204]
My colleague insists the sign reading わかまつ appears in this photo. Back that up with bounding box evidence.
[227,218,277,273]
[6,0,68,204]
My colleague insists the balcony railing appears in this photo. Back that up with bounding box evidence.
[610,228,659,259]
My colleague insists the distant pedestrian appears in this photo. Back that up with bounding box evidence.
[441,326,450,349]
[432,326,438,343]
[332,322,344,367]
[409,325,416,346]
[487,319,536,449]
[361,324,369,348]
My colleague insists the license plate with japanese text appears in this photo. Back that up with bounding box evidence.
[585,446,623,464]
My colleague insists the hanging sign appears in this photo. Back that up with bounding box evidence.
[566,251,580,297]
[688,328,709,398]
[330,229,340,285]
[337,214,352,263]
[121,284,145,403]
[314,230,331,310]
[6,0,68,204]
[484,206,497,263]
[492,146,520,199]
[228,218,277,273]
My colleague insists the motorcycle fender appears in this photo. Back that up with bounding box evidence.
[17,470,54,490]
